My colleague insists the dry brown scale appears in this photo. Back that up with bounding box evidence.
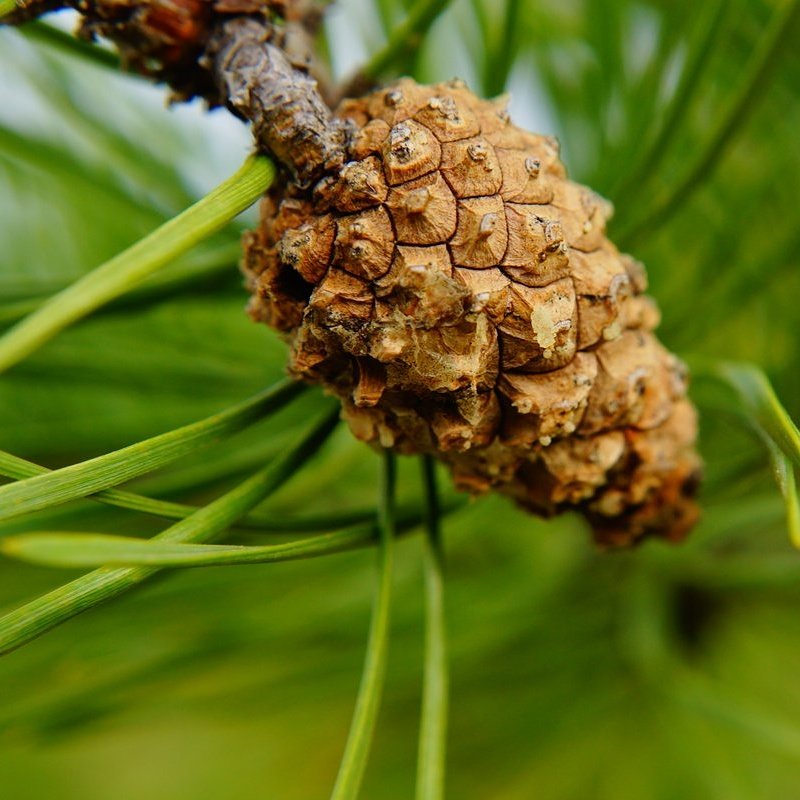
[243,78,702,547]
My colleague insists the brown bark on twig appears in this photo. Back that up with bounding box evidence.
[3,1,341,182]
[207,17,352,185]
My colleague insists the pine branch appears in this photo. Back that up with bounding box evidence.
[4,4,346,183]
[208,17,351,185]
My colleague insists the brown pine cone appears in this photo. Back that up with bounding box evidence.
[243,78,702,547]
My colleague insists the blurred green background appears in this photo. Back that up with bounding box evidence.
[1,0,800,797]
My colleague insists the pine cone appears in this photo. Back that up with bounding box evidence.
[243,78,702,547]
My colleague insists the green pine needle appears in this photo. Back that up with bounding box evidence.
[0,154,274,374]
[610,0,727,208]
[0,499,467,570]
[710,361,800,470]
[694,359,800,547]
[0,240,243,328]
[618,0,800,247]
[0,441,464,532]
[482,0,523,96]
[416,456,448,800]
[0,444,393,533]
[719,362,800,549]
[0,379,304,524]
[0,527,371,569]
[0,406,339,656]
[329,451,397,800]
[765,442,800,549]
[20,21,121,70]
[361,0,454,79]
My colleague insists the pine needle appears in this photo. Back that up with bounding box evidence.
[0,500,467,569]
[20,21,121,70]
[0,526,370,568]
[416,455,448,800]
[0,406,339,656]
[617,0,800,247]
[610,0,727,208]
[764,442,800,550]
[0,444,370,532]
[0,379,304,523]
[329,451,396,800]
[360,0,454,79]
[710,361,800,471]
[0,240,243,328]
[0,154,274,374]
[693,359,800,548]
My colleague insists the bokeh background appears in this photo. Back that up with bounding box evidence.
[1,0,800,797]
